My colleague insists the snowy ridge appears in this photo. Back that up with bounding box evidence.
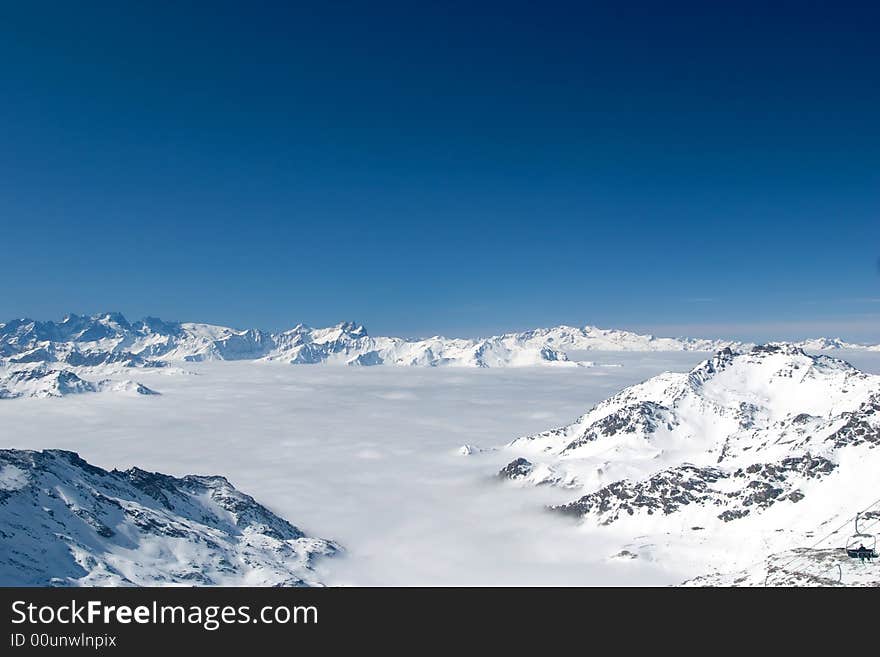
[503,344,879,518]
[490,344,880,583]
[264,321,575,367]
[0,313,578,370]
[0,449,338,586]
[502,325,747,352]
[1,313,877,375]
[499,325,879,353]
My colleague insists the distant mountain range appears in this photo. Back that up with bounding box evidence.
[1,312,877,371]
[0,312,878,400]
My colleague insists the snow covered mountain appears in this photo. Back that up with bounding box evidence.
[502,325,880,353]
[502,325,747,352]
[492,344,880,584]
[0,363,159,399]
[0,313,274,364]
[0,449,338,586]
[503,344,880,519]
[1,313,877,376]
[0,313,576,369]
[268,324,577,367]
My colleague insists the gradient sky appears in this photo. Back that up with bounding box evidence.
[1,2,878,341]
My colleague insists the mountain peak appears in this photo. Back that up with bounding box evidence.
[97,311,129,324]
[750,342,809,357]
[504,340,879,532]
[335,321,367,336]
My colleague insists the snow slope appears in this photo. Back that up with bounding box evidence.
[683,546,880,586]
[0,363,159,399]
[0,449,338,586]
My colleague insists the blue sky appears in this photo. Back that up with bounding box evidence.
[1,2,878,341]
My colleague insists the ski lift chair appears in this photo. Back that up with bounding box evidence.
[845,514,877,561]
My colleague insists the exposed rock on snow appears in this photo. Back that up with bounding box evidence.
[554,455,835,524]
[0,449,338,586]
[501,345,880,527]
[498,457,535,479]
[497,457,579,487]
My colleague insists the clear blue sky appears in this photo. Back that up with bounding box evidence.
[2,2,878,341]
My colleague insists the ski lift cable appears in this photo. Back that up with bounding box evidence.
[854,515,880,534]
[767,512,880,586]
[811,526,880,585]
[776,502,880,575]
[704,497,880,586]
[769,495,880,578]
